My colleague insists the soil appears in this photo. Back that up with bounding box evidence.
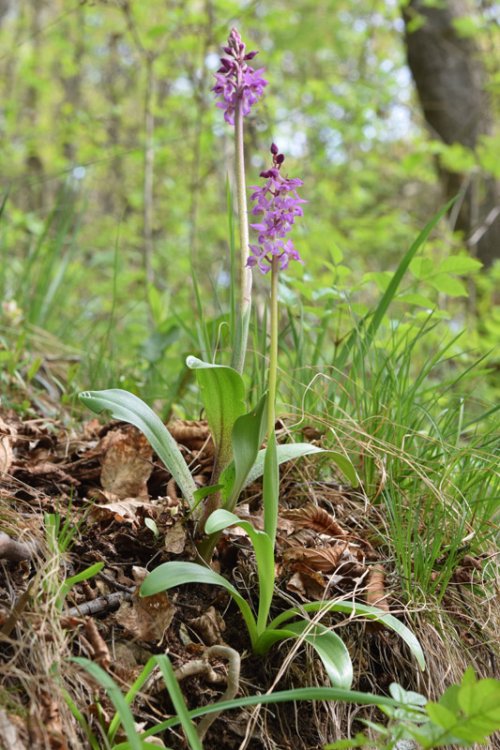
[0,407,498,749]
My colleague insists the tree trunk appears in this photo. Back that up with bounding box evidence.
[403,0,499,266]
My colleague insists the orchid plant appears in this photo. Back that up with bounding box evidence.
[80,28,426,689]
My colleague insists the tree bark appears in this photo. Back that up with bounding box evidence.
[403,0,499,266]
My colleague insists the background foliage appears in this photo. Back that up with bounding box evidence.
[0,0,498,405]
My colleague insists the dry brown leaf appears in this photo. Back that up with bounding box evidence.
[115,591,176,643]
[20,461,79,485]
[164,520,187,554]
[39,691,68,750]
[90,497,156,526]
[282,505,347,537]
[100,428,152,499]
[168,419,213,453]
[189,605,226,645]
[286,569,326,600]
[0,417,14,474]
[284,542,349,572]
[365,564,390,612]
[84,618,111,669]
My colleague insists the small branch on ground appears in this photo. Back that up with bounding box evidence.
[65,589,134,618]
[0,532,37,562]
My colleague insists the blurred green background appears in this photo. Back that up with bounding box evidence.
[0,0,498,409]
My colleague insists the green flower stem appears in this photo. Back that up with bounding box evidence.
[268,256,279,438]
[231,99,252,374]
[263,256,279,549]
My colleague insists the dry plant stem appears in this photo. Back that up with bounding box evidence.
[175,645,241,740]
[231,99,252,374]
[0,532,36,562]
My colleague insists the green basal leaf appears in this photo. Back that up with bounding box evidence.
[140,560,258,645]
[79,389,196,507]
[225,392,268,510]
[186,356,246,472]
[245,443,358,488]
[205,509,275,634]
[141,686,404,739]
[268,600,426,671]
[281,620,353,689]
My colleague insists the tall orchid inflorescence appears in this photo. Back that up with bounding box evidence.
[248,144,306,274]
[213,28,267,125]
[212,28,267,374]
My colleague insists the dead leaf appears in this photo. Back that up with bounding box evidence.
[115,590,176,643]
[283,542,349,572]
[0,417,14,474]
[39,691,69,750]
[365,564,390,612]
[282,505,347,537]
[100,428,152,499]
[168,419,213,454]
[84,618,111,669]
[90,496,156,526]
[18,461,79,485]
[164,520,187,554]
[286,569,326,600]
[189,606,226,645]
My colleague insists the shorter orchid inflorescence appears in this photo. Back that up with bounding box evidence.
[212,28,267,126]
[248,144,306,274]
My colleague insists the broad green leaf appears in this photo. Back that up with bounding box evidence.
[186,356,246,471]
[424,674,500,746]
[205,509,275,634]
[425,702,459,730]
[225,393,268,510]
[268,600,426,671]
[79,389,196,507]
[245,443,358,488]
[140,560,257,645]
[437,256,482,275]
[429,274,468,297]
[72,657,143,750]
[282,620,353,689]
[398,293,436,308]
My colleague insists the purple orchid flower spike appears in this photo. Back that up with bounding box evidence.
[247,144,306,274]
[213,28,267,125]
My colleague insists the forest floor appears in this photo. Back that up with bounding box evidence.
[0,390,499,750]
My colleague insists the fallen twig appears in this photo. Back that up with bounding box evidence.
[65,589,133,618]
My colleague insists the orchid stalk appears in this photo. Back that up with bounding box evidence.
[213,29,267,373]
[247,143,305,548]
